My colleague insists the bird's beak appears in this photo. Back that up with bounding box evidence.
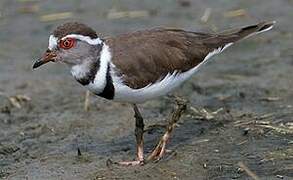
[33,50,57,69]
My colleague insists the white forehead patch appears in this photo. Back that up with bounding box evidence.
[48,34,102,50]
[48,35,58,50]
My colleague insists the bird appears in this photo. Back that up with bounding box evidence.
[33,21,275,165]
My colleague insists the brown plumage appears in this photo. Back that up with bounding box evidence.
[53,22,98,39]
[106,21,274,89]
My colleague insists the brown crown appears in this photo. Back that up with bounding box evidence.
[53,22,98,39]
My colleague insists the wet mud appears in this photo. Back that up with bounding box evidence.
[0,0,292,179]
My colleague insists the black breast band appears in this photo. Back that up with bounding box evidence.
[96,64,115,100]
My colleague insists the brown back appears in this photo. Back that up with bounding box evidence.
[106,21,274,89]
[106,29,213,89]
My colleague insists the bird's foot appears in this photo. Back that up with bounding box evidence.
[146,137,168,162]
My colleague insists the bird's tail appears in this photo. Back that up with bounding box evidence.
[202,21,275,50]
[220,21,275,40]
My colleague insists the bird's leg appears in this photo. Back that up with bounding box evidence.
[147,97,187,162]
[118,104,145,166]
[133,104,144,162]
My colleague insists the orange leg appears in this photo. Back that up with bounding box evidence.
[147,97,187,162]
[118,104,145,166]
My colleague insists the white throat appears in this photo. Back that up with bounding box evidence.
[71,61,92,80]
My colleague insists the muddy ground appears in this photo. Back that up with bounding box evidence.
[0,0,292,179]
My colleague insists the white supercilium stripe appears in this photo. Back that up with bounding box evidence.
[48,34,102,50]
[111,43,233,103]
[61,34,103,45]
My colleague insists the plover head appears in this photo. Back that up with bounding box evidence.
[33,22,103,69]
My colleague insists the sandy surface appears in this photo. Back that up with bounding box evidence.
[0,0,292,179]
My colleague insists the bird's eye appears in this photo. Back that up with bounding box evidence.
[59,38,76,49]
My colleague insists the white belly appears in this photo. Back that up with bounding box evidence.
[111,66,199,103]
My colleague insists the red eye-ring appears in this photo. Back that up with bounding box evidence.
[59,38,76,49]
